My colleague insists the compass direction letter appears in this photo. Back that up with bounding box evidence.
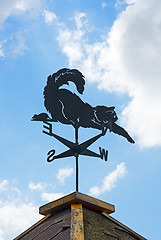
[47,149,56,162]
[99,147,108,161]
[43,122,53,136]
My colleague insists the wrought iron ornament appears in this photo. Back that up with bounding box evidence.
[32,68,135,191]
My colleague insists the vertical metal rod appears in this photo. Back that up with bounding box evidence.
[75,127,79,192]
[76,155,78,192]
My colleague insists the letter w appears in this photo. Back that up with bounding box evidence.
[99,147,108,161]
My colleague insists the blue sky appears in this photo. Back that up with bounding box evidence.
[0,0,161,239]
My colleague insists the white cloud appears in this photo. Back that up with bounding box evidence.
[106,0,161,147]
[41,192,64,202]
[0,179,41,240]
[29,182,45,191]
[57,1,161,148]
[0,229,4,240]
[0,0,41,26]
[0,180,8,191]
[74,12,87,29]
[0,179,66,239]
[0,44,4,57]
[44,9,57,25]
[0,201,41,240]
[10,30,28,57]
[57,12,87,66]
[11,187,21,194]
[101,2,107,9]
[115,0,129,8]
[0,30,28,58]
[89,162,127,196]
[56,167,73,184]
[0,0,41,58]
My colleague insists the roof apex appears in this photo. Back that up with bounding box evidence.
[39,191,115,216]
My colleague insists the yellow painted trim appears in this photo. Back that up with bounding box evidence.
[70,204,84,240]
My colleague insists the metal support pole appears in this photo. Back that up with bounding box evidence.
[76,155,78,192]
[75,127,79,192]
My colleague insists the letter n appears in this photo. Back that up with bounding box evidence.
[99,147,108,161]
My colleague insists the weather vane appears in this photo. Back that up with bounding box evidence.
[32,68,134,191]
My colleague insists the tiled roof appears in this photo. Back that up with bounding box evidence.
[14,192,147,240]
[14,209,70,240]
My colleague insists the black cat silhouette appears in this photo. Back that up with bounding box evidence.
[32,68,134,144]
